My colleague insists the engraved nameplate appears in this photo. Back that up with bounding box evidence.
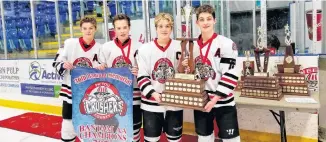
[254,72,269,77]
[284,68,294,73]
[175,73,195,80]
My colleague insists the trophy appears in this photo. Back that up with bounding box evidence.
[160,2,208,111]
[161,39,208,111]
[274,24,309,96]
[254,26,270,76]
[277,24,301,74]
[181,1,194,38]
[243,51,255,76]
[240,26,283,100]
[236,51,254,91]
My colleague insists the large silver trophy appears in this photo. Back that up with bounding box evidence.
[181,1,194,38]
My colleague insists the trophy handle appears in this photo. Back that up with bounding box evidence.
[254,48,261,72]
[178,40,188,73]
[254,48,270,73]
[188,40,195,74]
[263,48,270,73]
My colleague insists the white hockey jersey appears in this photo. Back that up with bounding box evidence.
[99,38,142,105]
[136,39,182,112]
[192,33,240,108]
[53,37,102,104]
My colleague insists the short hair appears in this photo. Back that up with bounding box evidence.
[154,13,174,28]
[112,14,131,27]
[79,17,97,29]
[196,4,216,20]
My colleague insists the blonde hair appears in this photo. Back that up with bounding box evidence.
[154,13,174,28]
[80,17,97,29]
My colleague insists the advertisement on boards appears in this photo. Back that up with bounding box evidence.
[0,60,20,94]
[18,60,63,97]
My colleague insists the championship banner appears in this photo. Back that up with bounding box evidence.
[71,67,133,142]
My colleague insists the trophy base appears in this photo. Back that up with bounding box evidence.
[175,73,196,80]
[235,80,244,91]
[241,76,283,100]
[161,89,208,111]
[279,83,309,96]
[254,72,269,77]
[240,92,284,101]
[241,86,283,101]
[274,73,309,96]
[274,73,306,84]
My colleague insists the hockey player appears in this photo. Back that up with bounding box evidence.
[136,13,184,142]
[181,5,241,142]
[96,14,143,142]
[53,17,102,142]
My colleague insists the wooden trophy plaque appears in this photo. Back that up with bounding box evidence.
[275,24,309,96]
[160,38,208,111]
[274,46,308,96]
[241,75,282,100]
[240,26,283,100]
[241,74,283,100]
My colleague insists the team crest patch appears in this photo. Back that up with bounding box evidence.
[80,82,127,120]
[112,55,132,69]
[152,58,175,83]
[73,57,93,68]
[194,56,216,80]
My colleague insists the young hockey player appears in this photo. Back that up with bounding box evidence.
[136,13,184,142]
[96,14,143,142]
[53,17,102,142]
[181,5,241,142]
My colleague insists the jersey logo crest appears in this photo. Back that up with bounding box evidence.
[79,82,127,120]
[152,58,175,83]
[194,56,216,80]
[73,57,93,68]
[112,56,132,69]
